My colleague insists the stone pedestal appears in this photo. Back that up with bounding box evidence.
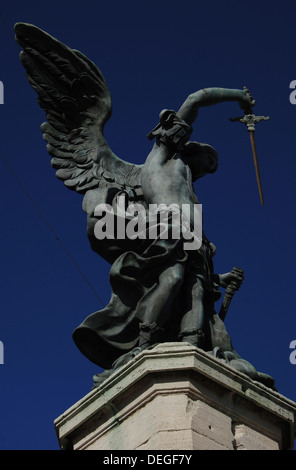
[54,343,296,450]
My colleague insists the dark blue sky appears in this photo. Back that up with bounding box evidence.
[0,0,296,450]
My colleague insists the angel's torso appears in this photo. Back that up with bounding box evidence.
[141,144,198,209]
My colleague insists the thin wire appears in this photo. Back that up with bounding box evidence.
[0,11,105,306]
[0,151,105,306]
[0,12,15,40]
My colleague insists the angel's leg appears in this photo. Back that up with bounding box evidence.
[138,262,185,350]
[178,274,205,347]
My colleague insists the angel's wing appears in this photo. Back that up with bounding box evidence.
[14,23,143,195]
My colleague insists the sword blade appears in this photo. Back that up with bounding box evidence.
[249,130,264,206]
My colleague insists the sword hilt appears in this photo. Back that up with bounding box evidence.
[229,113,270,132]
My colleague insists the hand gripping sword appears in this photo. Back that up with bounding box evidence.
[219,267,244,322]
[230,91,269,206]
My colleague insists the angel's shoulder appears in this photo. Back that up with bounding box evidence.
[82,188,104,214]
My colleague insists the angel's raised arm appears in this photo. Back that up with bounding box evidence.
[177,87,255,126]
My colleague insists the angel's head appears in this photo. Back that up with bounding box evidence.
[181,141,218,181]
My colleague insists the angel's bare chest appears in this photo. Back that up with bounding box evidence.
[142,154,189,203]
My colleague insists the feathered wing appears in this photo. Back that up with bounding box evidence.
[14,22,143,195]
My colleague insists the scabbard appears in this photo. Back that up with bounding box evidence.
[219,285,235,322]
[219,267,244,322]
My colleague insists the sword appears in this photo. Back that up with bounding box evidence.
[230,90,269,206]
[219,267,244,322]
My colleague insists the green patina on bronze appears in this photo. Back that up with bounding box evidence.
[15,23,274,390]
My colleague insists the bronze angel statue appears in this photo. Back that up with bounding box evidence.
[15,23,275,388]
